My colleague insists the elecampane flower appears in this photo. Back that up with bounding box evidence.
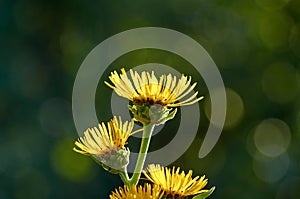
[109,183,163,199]
[143,164,209,198]
[105,68,203,107]
[73,116,135,157]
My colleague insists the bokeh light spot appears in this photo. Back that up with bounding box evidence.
[253,153,289,183]
[255,0,290,11]
[262,62,300,103]
[204,88,244,129]
[259,12,293,49]
[50,138,95,182]
[254,118,291,157]
[289,23,300,59]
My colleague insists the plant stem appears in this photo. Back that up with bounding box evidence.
[128,123,155,185]
[119,167,130,184]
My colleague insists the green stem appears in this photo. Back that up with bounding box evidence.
[119,167,130,184]
[128,123,155,185]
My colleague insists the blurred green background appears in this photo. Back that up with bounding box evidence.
[1,0,300,198]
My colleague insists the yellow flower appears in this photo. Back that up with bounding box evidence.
[105,68,203,107]
[109,183,163,199]
[73,116,134,156]
[73,116,140,170]
[143,164,209,198]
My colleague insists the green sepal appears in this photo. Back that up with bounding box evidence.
[128,104,151,125]
[192,187,215,199]
[161,108,177,124]
[129,104,177,126]
[91,148,130,174]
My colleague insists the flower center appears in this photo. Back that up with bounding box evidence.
[133,84,173,106]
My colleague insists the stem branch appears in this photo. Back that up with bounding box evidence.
[119,167,130,184]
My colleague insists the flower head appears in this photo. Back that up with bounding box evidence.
[109,183,163,199]
[143,164,210,198]
[73,116,137,170]
[105,68,203,107]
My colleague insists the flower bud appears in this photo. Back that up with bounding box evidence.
[129,104,177,125]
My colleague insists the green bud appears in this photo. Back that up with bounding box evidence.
[92,148,130,174]
[129,104,177,125]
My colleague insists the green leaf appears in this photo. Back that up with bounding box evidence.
[192,187,215,199]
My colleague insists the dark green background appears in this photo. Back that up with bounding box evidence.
[1,0,300,198]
